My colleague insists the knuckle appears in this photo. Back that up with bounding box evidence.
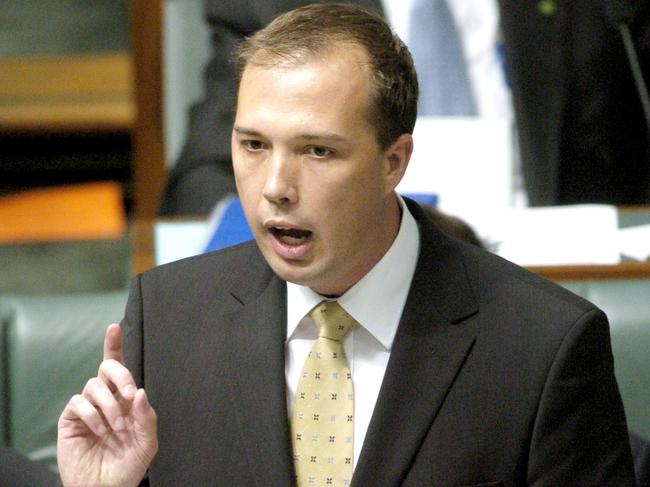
[78,406,97,423]
[83,377,102,394]
[98,359,130,382]
[70,395,94,419]
[71,393,86,405]
[97,358,113,375]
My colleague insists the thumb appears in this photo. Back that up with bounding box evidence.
[132,389,158,456]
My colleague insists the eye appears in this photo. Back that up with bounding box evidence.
[243,139,265,151]
[308,146,333,158]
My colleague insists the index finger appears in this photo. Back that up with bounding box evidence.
[103,323,124,363]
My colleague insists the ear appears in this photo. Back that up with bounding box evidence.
[383,133,413,194]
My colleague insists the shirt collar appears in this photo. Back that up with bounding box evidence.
[286,195,420,350]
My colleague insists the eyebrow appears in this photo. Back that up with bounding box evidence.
[233,125,349,143]
[233,126,263,137]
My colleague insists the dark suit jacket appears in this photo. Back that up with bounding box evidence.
[123,200,635,486]
[0,447,59,487]
[159,0,650,215]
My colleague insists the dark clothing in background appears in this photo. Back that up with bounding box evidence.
[501,0,650,205]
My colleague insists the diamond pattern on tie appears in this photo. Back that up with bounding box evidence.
[292,301,355,486]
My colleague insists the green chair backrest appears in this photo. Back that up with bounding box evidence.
[0,291,128,470]
[563,280,650,439]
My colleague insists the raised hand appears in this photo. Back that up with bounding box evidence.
[57,323,158,487]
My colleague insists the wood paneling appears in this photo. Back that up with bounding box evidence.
[130,0,167,221]
[530,262,650,281]
[0,53,134,132]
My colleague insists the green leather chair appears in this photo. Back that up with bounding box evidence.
[563,279,650,440]
[0,291,128,470]
[0,238,130,294]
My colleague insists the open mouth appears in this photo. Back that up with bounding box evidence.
[270,227,312,246]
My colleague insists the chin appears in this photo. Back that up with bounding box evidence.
[276,266,338,296]
[265,256,313,285]
[278,269,317,288]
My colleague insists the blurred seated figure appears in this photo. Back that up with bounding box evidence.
[422,205,485,248]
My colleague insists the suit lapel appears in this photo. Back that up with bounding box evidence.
[352,201,479,486]
[219,269,295,487]
[209,201,479,486]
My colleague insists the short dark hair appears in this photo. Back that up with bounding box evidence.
[234,3,418,149]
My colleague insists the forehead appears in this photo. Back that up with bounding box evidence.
[238,42,375,101]
[241,39,372,78]
[235,43,376,131]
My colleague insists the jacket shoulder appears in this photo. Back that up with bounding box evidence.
[141,240,264,281]
[134,240,274,304]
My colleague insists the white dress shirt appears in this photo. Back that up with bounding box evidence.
[382,0,511,119]
[285,195,420,468]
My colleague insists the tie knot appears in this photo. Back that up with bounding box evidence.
[309,301,355,341]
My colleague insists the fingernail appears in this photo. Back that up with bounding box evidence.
[96,424,107,436]
[114,416,126,431]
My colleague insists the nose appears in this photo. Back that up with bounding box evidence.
[263,152,299,206]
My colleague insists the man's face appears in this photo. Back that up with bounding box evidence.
[232,43,409,296]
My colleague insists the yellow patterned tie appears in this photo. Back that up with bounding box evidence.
[291,301,355,486]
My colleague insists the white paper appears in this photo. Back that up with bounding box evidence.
[397,116,514,218]
[154,221,209,266]
[618,224,650,261]
[469,205,620,267]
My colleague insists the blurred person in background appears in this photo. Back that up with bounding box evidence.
[160,0,650,216]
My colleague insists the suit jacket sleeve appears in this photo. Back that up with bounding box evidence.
[119,275,150,487]
[527,308,635,485]
[122,274,145,390]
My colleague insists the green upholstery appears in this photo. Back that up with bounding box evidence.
[562,280,650,439]
[0,291,128,470]
[0,238,130,294]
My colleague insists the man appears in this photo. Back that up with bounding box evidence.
[58,5,635,486]
[159,0,650,215]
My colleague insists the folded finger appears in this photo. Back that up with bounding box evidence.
[97,358,137,401]
[60,394,108,437]
[82,377,127,432]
